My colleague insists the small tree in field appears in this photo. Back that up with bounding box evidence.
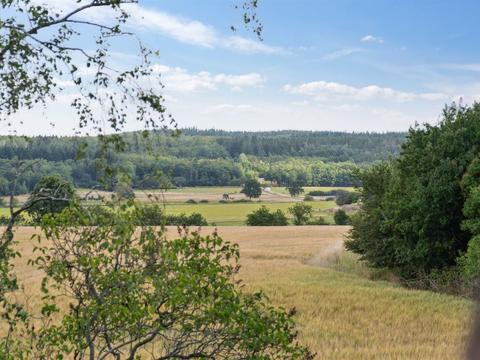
[241,178,262,199]
[287,181,304,198]
[288,203,313,225]
[32,203,312,359]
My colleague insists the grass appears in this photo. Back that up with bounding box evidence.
[271,186,356,195]
[10,226,472,359]
[162,200,336,225]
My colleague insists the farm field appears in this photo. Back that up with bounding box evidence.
[10,226,472,359]
[163,200,337,225]
[73,186,355,204]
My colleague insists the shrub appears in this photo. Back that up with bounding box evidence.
[199,199,209,203]
[334,209,350,225]
[246,206,288,226]
[288,203,313,225]
[166,212,208,226]
[185,199,197,204]
[335,190,360,206]
[303,195,314,201]
[307,216,328,225]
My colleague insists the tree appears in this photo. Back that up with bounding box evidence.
[334,209,350,225]
[287,181,304,198]
[31,203,311,359]
[241,178,262,199]
[288,203,313,225]
[346,103,480,278]
[26,176,76,222]
[246,206,288,226]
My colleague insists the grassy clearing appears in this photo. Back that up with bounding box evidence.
[10,226,471,359]
[271,186,356,195]
[163,201,336,225]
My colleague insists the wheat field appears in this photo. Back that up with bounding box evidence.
[9,225,473,359]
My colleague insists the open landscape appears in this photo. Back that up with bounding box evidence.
[2,1,480,359]
[10,225,471,359]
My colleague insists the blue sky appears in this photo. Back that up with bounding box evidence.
[8,0,480,134]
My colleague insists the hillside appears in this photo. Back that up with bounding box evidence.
[0,130,406,194]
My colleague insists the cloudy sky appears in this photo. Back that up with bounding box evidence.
[6,0,480,134]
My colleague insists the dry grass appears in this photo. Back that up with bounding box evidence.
[8,226,473,359]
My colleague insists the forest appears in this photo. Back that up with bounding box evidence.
[0,130,405,194]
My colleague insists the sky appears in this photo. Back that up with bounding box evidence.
[6,0,480,134]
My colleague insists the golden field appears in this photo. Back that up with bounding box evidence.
[9,225,473,359]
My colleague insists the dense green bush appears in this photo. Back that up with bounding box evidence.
[335,190,360,206]
[246,206,288,226]
[334,209,350,225]
[166,212,208,227]
[346,103,480,279]
[303,195,314,201]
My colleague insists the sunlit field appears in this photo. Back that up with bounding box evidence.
[10,225,471,359]
[163,200,336,225]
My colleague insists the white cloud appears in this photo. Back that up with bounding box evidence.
[283,80,446,102]
[203,104,257,114]
[221,36,287,55]
[323,48,363,61]
[361,35,384,43]
[33,1,284,54]
[151,65,265,92]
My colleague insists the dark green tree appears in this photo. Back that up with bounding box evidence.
[287,181,304,198]
[334,209,350,225]
[347,103,480,278]
[241,178,262,199]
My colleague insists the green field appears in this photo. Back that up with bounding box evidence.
[269,186,356,195]
[163,200,336,225]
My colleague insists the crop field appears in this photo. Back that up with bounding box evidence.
[9,225,472,359]
[163,200,336,225]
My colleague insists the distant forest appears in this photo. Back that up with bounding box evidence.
[0,130,406,194]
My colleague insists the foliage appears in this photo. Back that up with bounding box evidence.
[165,212,208,226]
[334,209,350,225]
[288,203,313,225]
[287,181,304,197]
[303,195,314,201]
[26,175,76,222]
[246,206,288,226]
[307,216,328,225]
[347,103,480,278]
[0,131,408,193]
[241,178,262,199]
[29,203,312,359]
[113,182,135,201]
[458,157,480,278]
[335,190,360,206]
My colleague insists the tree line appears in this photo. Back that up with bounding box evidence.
[0,131,404,194]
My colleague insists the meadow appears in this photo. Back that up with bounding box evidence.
[10,225,472,359]
[163,200,336,225]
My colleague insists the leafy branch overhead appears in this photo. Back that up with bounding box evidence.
[0,0,176,134]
